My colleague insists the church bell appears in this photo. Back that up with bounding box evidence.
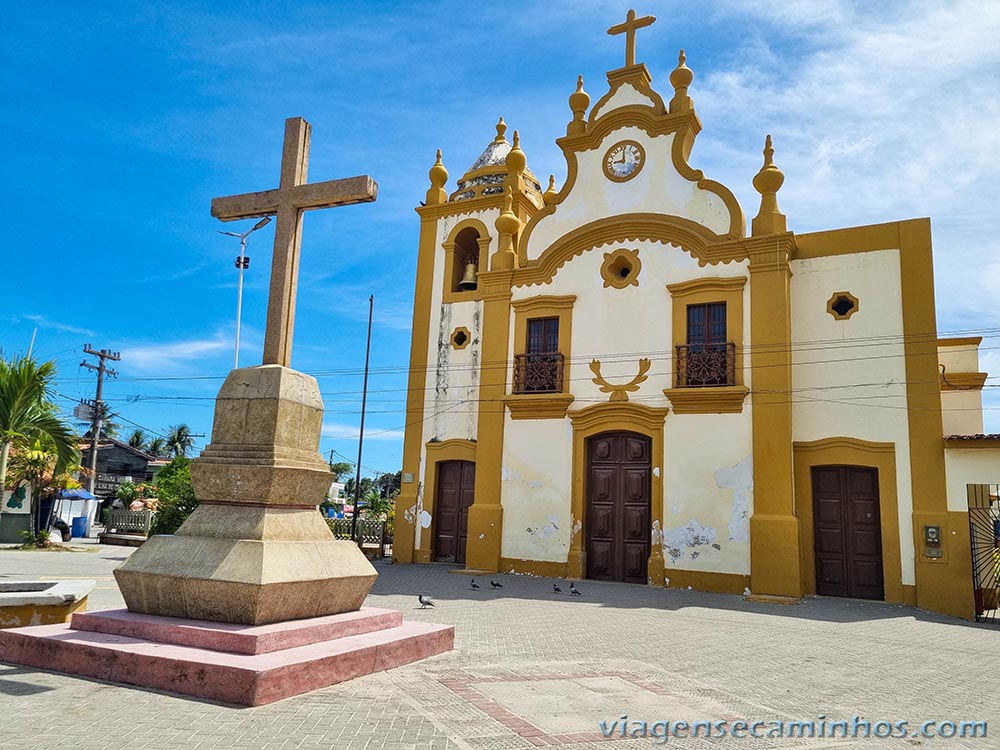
[458,259,479,290]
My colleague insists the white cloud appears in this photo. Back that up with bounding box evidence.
[21,314,94,336]
[122,331,233,374]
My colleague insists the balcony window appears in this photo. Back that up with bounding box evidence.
[513,317,562,393]
[678,302,734,387]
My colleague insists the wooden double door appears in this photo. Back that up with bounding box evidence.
[812,466,885,600]
[434,460,475,564]
[586,432,651,584]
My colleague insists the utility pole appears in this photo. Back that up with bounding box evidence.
[80,345,120,534]
[351,295,374,544]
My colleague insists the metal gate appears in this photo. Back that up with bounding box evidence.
[968,484,1000,624]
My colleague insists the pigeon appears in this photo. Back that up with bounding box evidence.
[470,578,480,590]
[490,580,503,589]
[418,595,435,609]
[569,582,581,596]
[553,583,562,593]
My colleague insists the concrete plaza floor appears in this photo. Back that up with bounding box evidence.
[0,542,997,750]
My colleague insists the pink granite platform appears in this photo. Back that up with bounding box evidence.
[0,606,453,706]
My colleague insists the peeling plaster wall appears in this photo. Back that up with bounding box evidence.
[419,209,497,453]
[790,248,916,584]
[662,419,753,574]
[503,240,753,574]
[500,416,574,563]
[414,209,496,552]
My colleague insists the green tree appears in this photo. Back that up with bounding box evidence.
[329,461,353,481]
[127,429,147,450]
[78,401,121,440]
[7,439,57,535]
[145,436,167,457]
[165,424,195,458]
[360,488,393,520]
[0,354,78,507]
[149,456,198,534]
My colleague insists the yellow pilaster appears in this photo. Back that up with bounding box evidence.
[748,235,802,597]
[394,207,442,563]
[465,269,514,571]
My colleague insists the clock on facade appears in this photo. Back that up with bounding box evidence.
[603,140,645,182]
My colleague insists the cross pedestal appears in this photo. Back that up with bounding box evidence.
[0,118,454,704]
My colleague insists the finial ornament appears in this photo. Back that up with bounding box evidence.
[567,75,590,136]
[752,134,787,236]
[542,174,559,206]
[494,116,508,143]
[493,186,521,270]
[506,129,527,177]
[607,8,656,68]
[669,49,694,113]
[426,148,449,205]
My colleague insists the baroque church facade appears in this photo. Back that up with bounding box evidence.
[392,12,998,620]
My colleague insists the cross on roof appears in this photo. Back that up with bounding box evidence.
[211,117,377,368]
[607,8,656,68]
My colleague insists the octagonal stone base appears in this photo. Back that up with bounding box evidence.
[114,365,377,626]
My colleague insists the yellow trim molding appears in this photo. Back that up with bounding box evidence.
[663,386,749,414]
[826,291,860,320]
[943,437,1000,449]
[450,327,472,351]
[518,214,743,289]
[511,295,576,393]
[420,439,478,563]
[940,372,988,391]
[600,247,641,289]
[442,218,492,304]
[567,402,669,586]
[663,569,750,595]
[938,336,983,348]
[499,557,569,579]
[504,393,575,420]
[792,437,904,604]
[666,276,746,392]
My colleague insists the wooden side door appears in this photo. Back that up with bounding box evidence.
[813,466,884,600]
[586,433,651,584]
[434,460,475,564]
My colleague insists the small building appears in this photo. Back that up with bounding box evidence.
[78,439,169,528]
[392,13,1000,621]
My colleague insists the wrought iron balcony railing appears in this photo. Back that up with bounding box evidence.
[675,342,735,387]
[513,352,565,394]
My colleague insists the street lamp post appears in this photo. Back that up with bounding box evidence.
[218,216,272,368]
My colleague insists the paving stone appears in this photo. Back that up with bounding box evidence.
[1,551,998,749]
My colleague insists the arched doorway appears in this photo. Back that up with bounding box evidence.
[433,460,475,564]
[585,432,651,583]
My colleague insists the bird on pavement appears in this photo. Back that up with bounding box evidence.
[553,583,562,593]
[470,578,481,590]
[569,582,581,596]
[490,580,503,589]
[418,595,435,609]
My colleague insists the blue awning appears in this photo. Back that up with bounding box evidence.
[58,488,96,500]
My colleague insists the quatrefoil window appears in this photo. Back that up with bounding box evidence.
[827,291,859,320]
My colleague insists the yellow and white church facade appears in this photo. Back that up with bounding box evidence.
[393,12,999,621]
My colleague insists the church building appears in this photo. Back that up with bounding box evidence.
[393,11,1000,621]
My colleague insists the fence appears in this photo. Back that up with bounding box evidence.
[327,518,389,558]
[104,508,157,535]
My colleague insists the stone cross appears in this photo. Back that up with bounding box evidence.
[607,8,656,68]
[212,117,378,368]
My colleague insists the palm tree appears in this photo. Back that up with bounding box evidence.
[127,429,148,450]
[0,354,78,507]
[165,424,195,458]
[145,436,167,458]
[77,401,121,440]
[7,438,57,535]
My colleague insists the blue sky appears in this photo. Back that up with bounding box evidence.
[3,1,1000,477]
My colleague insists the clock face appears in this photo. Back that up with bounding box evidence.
[603,140,645,182]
